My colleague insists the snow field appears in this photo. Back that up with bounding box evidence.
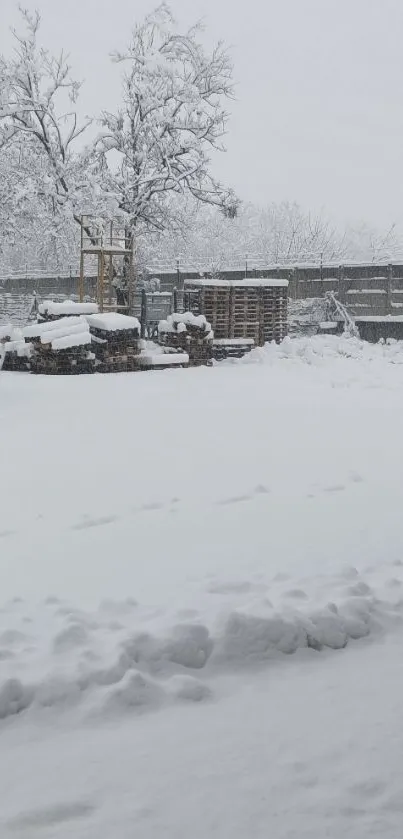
[2,334,403,836]
[1,334,403,722]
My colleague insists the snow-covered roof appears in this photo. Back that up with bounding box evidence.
[86,313,140,332]
[184,278,289,288]
[38,300,99,316]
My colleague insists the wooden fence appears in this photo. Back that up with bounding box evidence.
[4,262,403,318]
[152,264,403,318]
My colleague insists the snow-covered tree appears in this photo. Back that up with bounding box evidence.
[0,4,238,272]
[0,8,93,232]
[95,3,238,238]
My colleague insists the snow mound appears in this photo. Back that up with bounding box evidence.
[1,563,403,723]
[240,334,403,366]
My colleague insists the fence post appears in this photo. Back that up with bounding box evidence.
[386,264,393,314]
[320,252,324,297]
[173,286,178,313]
[338,265,346,304]
[294,267,300,300]
[176,258,180,292]
[140,289,147,339]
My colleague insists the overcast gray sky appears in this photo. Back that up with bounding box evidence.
[1,0,403,231]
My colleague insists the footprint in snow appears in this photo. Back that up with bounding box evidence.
[284,588,308,601]
[253,484,270,495]
[217,494,252,506]
[5,799,96,832]
[272,572,290,583]
[323,484,345,494]
[350,472,364,484]
[207,580,255,595]
[141,502,164,511]
[71,515,118,530]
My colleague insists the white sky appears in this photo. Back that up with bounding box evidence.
[1,0,403,231]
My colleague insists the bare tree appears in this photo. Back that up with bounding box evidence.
[143,200,346,274]
[343,223,403,263]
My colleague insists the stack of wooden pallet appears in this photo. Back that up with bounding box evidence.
[22,317,94,375]
[184,279,288,346]
[158,312,213,366]
[231,284,260,343]
[86,312,141,372]
[183,282,230,339]
[259,283,288,344]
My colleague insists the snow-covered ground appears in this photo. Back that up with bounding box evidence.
[2,335,403,837]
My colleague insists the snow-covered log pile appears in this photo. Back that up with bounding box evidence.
[0,323,33,371]
[22,317,94,375]
[158,312,214,366]
[38,300,99,321]
[86,313,141,373]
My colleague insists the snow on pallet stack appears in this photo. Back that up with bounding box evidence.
[0,324,32,371]
[157,312,213,366]
[184,278,288,347]
[86,313,141,373]
[22,317,94,375]
[38,300,99,322]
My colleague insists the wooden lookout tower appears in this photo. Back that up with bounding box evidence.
[78,216,135,313]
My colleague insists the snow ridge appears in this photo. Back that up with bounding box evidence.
[1,563,402,724]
